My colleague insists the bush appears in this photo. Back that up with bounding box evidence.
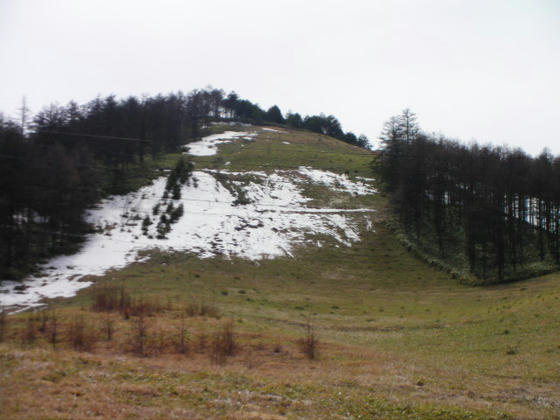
[185,302,219,318]
[68,315,94,352]
[132,314,148,356]
[176,315,189,354]
[210,320,235,365]
[49,312,58,349]
[22,315,36,347]
[299,321,318,360]
[0,310,6,342]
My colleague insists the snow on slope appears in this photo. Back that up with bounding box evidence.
[0,131,376,311]
[183,131,256,156]
[297,167,377,195]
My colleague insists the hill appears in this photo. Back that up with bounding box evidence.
[0,125,559,419]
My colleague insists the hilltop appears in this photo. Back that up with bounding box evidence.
[0,125,559,419]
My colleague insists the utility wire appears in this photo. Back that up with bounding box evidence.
[37,130,150,143]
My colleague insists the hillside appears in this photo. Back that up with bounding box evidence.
[1,125,559,419]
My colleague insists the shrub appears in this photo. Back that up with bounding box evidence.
[133,314,148,356]
[185,302,219,318]
[0,310,6,342]
[22,315,36,347]
[49,312,58,349]
[176,315,189,354]
[92,286,120,312]
[171,183,181,200]
[103,317,114,341]
[195,330,208,353]
[38,310,49,333]
[68,315,94,352]
[210,320,235,365]
[299,321,318,360]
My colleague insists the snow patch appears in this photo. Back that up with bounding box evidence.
[183,131,256,156]
[298,166,377,195]
[262,127,287,133]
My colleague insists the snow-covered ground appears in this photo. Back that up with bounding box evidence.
[0,131,376,312]
[262,127,287,133]
[183,131,256,156]
[297,167,377,195]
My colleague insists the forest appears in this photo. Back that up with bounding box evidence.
[0,88,367,281]
[379,110,560,283]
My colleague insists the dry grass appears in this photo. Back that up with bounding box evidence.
[0,333,519,420]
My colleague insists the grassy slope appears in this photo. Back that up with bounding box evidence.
[1,125,559,419]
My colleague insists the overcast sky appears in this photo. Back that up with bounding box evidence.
[1,0,559,155]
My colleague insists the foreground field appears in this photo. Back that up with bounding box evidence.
[1,126,559,419]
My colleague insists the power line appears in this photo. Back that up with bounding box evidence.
[38,130,150,143]
[10,179,377,211]
[0,213,376,254]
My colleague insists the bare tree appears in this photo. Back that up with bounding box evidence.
[18,96,30,136]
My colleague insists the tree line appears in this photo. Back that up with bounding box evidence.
[379,109,560,284]
[220,91,369,148]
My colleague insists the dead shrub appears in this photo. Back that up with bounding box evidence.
[38,310,49,333]
[150,328,166,356]
[128,297,161,317]
[176,315,189,354]
[92,285,122,312]
[185,302,219,318]
[68,315,94,352]
[92,286,162,319]
[195,330,208,353]
[132,314,148,356]
[22,315,36,347]
[49,312,58,349]
[0,310,6,342]
[299,321,318,360]
[210,320,235,365]
[103,317,114,341]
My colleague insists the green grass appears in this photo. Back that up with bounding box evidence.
[193,125,374,175]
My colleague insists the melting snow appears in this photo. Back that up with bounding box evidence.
[183,131,256,156]
[1,136,377,312]
[297,166,377,195]
[262,127,287,133]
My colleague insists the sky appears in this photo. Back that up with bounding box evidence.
[1,0,559,155]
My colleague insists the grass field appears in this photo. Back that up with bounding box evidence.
[1,126,558,419]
